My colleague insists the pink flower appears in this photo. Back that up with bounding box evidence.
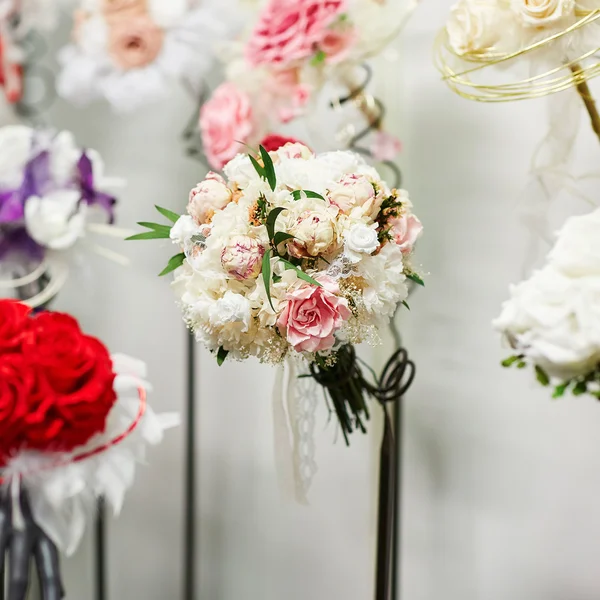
[259,134,304,152]
[246,0,346,67]
[371,131,402,162]
[275,142,314,160]
[319,26,356,64]
[221,235,265,280]
[327,173,377,215]
[277,277,351,353]
[188,172,233,225]
[102,0,146,14]
[107,13,164,70]
[389,213,423,254]
[199,83,255,170]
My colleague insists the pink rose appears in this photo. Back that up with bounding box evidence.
[199,83,255,170]
[259,134,305,152]
[371,131,402,162]
[246,0,346,67]
[319,26,356,64]
[327,174,377,215]
[188,172,233,224]
[221,235,265,280]
[389,213,423,254]
[107,13,164,69]
[277,277,351,353]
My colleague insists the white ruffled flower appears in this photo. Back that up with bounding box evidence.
[170,215,198,247]
[344,223,380,263]
[0,126,34,188]
[287,200,339,258]
[208,291,252,332]
[24,190,88,250]
[510,0,575,27]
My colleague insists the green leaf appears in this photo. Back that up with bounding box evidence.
[501,355,522,368]
[154,205,180,223]
[279,259,322,287]
[535,365,550,387]
[159,253,185,276]
[273,274,282,283]
[402,300,410,310]
[311,50,326,66]
[217,346,229,366]
[259,145,277,192]
[249,155,265,179]
[292,190,325,201]
[407,272,425,287]
[266,207,287,242]
[553,382,570,398]
[573,381,588,396]
[137,222,172,234]
[273,232,295,248]
[126,230,171,241]
[262,251,275,311]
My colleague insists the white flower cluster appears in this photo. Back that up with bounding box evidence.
[494,208,600,388]
[170,145,423,364]
[57,0,237,112]
[446,0,599,57]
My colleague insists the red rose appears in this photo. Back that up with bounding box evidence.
[259,133,305,152]
[0,300,32,354]
[21,312,118,453]
[0,354,55,464]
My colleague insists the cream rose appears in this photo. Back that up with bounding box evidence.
[446,0,502,55]
[287,205,338,258]
[188,172,233,225]
[510,0,575,26]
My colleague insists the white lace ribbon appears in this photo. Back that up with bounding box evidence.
[272,359,319,505]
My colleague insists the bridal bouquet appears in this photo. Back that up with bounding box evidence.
[0,125,119,306]
[0,299,177,596]
[131,144,422,442]
[494,208,600,399]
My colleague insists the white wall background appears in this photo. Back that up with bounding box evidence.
[3,1,600,598]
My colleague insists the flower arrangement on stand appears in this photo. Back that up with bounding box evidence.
[495,208,600,399]
[0,125,122,308]
[129,142,423,499]
[57,0,238,112]
[0,299,177,598]
[196,0,419,170]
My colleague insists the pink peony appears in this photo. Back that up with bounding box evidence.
[389,213,423,254]
[319,26,356,64]
[199,83,255,170]
[327,173,377,215]
[371,131,402,162]
[277,277,351,353]
[246,0,346,67]
[188,172,232,224]
[107,13,164,70]
[221,235,265,280]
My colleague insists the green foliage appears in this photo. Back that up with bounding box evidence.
[535,365,550,387]
[406,272,425,287]
[291,190,325,201]
[159,253,185,276]
[154,205,180,223]
[262,252,275,311]
[279,259,322,287]
[217,347,229,366]
[259,146,277,191]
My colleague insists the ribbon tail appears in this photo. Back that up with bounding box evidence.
[272,364,295,503]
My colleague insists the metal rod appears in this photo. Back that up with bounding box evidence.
[392,398,402,599]
[95,497,106,600]
[183,331,196,600]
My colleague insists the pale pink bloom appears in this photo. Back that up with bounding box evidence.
[102,0,146,14]
[221,235,265,280]
[327,173,376,214]
[199,82,255,170]
[246,0,346,67]
[276,142,314,160]
[288,208,337,258]
[277,276,351,353]
[319,26,356,64]
[371,131,402,162]
[107,12,164,70]
[277,84,311,123]
[389,213,423,254]
[188,172,232,225]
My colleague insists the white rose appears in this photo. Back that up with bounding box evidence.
[447,0,503,55]
[548,208,600,277]
[24,190,87,250]
[170,215,198,247]
[208,291,252,332]
[511,0,575,26]
[344,223,380,263]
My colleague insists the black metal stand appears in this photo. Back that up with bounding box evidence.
[183,332,196,600]
[392,399,402,599]
[95,499,106,600]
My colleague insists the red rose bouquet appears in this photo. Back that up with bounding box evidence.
[0,300,177,597]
